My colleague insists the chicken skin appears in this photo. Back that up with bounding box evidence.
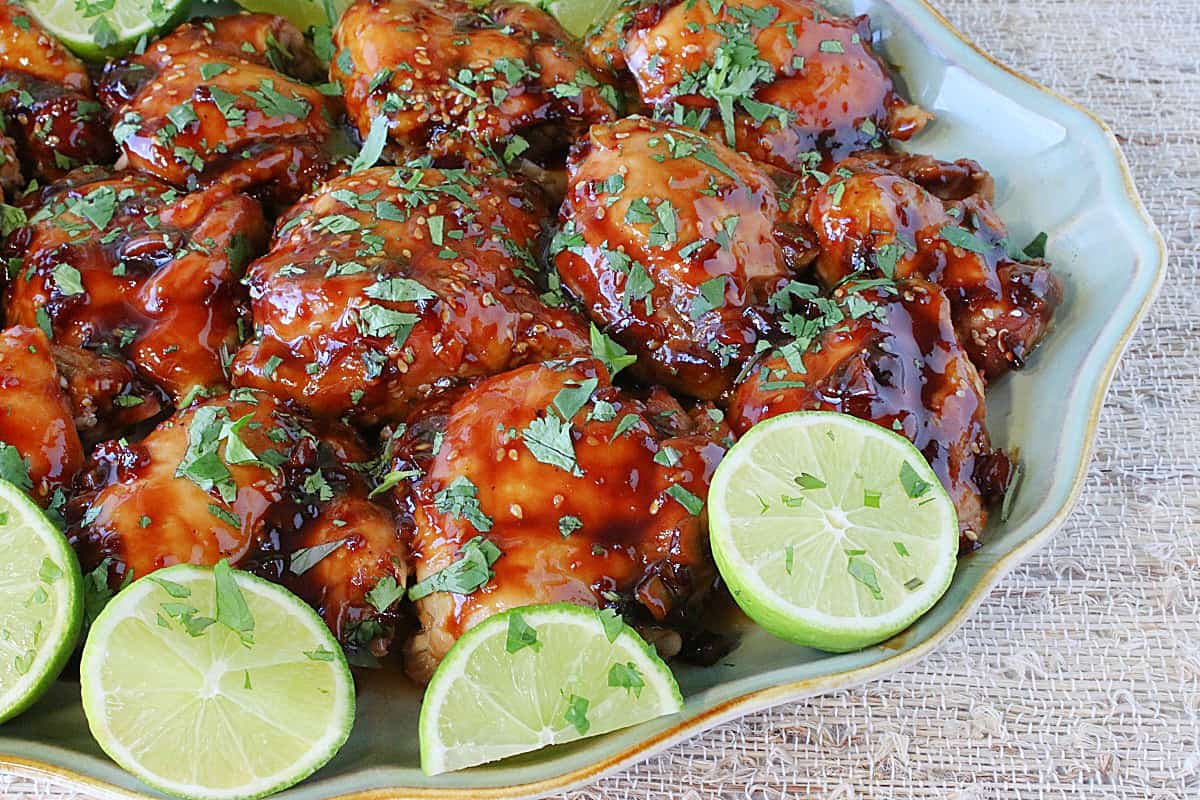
[4,167,268,401]
[70,390,408,652]
[0,326,83,506]
[0,1,114,187]
[99,14,334,204]
[587,0,929,171]
[728,278,1010,547]
[808,157,1062,377]
[332,0,620,165]
[390,357,724,681]
[554,116,796,400]
[231,164,588,423]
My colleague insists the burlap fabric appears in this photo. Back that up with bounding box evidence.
[4,0,1196,797]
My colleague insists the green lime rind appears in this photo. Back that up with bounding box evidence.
[23,0,191,61]
[419,602,684,775]
[708,411,960,652]
[80,563,355,800]
[232,0,350,31]
[0,479,83,724]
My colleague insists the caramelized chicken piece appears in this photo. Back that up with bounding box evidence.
[99,14,334,204]
[332,0,620,164]
[808,158,1062,377]
[4,167,268,400]
[587,0,929,170]
[71,390,408,651]
[0,326,83,505]
[392,357,723,682]
[728,279,1010,546]
[554,116,794,400]
[231,164,588,422]
[49,343,164,444]
[0,1,114,185]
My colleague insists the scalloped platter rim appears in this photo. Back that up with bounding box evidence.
[0,0,1166,798]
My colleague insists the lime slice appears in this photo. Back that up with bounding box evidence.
[515,0,621,37]
[233,0,351,30]
[708,411,959,652]
[0,479,83,724]
[419,603,683,775]
[23,0,190,61]
[80,562,355,800]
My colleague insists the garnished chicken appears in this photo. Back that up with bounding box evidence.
[0,0,1056,671]
[231,163,588,423]
[332,0,620,165]
[390,357,724,682]
[4,167,268,402]
[587,0,929,170]
[0,0,114,187]
[555,116,802,400]
[808,156,1062,377]
[70,390,408,652]
[0,325,83,507]
[99,14,335,204]
[728,278,1010,547]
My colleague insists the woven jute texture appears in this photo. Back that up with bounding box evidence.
[4,0,1198,798]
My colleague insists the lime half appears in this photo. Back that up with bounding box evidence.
[419,603,683,775]
[709,411,959,652]
[80,562,354,800]
[23,0,190,61]
[0,479,83,723]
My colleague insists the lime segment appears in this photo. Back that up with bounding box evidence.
[419,603,683,775]
[0,479,83,724]
[80,562,355,800]
[532,0,622,37]
[233,0,351,30]
[708,411,960,652]
[22,0,190,61]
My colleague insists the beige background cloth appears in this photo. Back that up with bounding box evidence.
[4,0,1198,797]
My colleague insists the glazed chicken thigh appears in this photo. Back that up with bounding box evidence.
[808,157,1062,377]
[231,163,588,422]
[99,14,335,204]
[554,116,795,400]
[4,167,267,402]
[587,0,929,171]
[70,390,408,651]
[332,0,620,164]
[728,278,1010,546]
[391,357,724,681]
[0,325,83,506]
[0,1,114,188]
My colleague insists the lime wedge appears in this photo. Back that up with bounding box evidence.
[533,0,622,37]
[0,479,83,724]
[80,562,354,800]
[419,603,683,775]
[708,411,959,652]
[233,0,351,30]
[22,0,190,61]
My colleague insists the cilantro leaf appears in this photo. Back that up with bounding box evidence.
[407,535,501,600]
[364,575,404,613]
[433,476,493,532]
[213,559,254,645]
[0,442,32,491]
[289,538,346,576]
[504,612,540,653]
[607,661,645,697]
[351,113,389,174]
[589,324,636,378]
[522,414,581,475]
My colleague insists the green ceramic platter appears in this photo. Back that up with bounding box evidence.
[0,0,1166,798]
